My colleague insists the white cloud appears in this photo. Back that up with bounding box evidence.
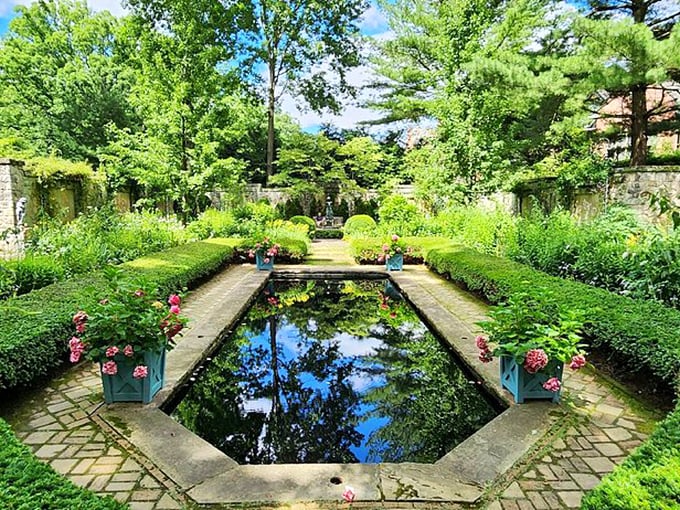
[359,4,389,34]
[88,0,128,17]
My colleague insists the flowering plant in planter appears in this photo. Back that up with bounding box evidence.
[247,236,280,266]
[377,235,405,264]
[68,267,187,379]
[475,291,586,394]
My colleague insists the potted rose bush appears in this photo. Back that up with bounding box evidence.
[377,235,405,271]
[68,267,187,403]
[476,290,586,403]
[247,236,280,270]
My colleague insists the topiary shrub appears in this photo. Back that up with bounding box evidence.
[289,215,317,238]
[343,215,377,237]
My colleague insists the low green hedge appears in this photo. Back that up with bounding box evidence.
[0,238,240,391]
[0,418,126,509]
[581,404,680,509]
[343,215,376,236]
[348,237,451,265]
[315,228,343,239]
[289,215,316,238]
[425,245,680,389]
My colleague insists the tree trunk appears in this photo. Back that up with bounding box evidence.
[630,85,648,166]
[266,59,276,184]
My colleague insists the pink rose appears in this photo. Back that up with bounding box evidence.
[475,335,488,350]
[170,305,181,315]
[102,361,118,375]
[342,487,356,503]
[524,349,549,374]
[132,365,148,379]
[123,345,134,357]
[543,377,561,392]
[392,234,399,242]
[105,346,119,358]
[168,294,181,306]
[569,354,586,370]
[69,337,85,364]
[70,350,82,363]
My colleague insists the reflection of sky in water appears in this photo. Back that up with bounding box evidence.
[173,279,501,465]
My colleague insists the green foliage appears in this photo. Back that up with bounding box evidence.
[0,418,126,510]
[23,157,98,183]
[24,207,189,282]
[187,209,239,239]
[478,291,585,365]
[0,239,239,390]
[425,245,680,388]
[582,404,680,510]
[0,255,65,299]
[314,229,344,239]
[348,236,433,264]
[343,215,377,236]
[377,195,425,235]
[289,215,316,238]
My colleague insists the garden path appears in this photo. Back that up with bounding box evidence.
[0,243,661,510]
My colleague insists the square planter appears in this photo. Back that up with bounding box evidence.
[256,252,275,270]
[385,253,404,271]
[101,350,166,404]
[500,355,563,403]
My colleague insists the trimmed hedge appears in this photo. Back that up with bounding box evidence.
[343,215,376,236]
[348,237,451,265]
[289,215,316,238]
[0,238,240,390]
[315,228,343,239]
[425,245,680,389]
[581,404,680,509]
[0,418,126,509]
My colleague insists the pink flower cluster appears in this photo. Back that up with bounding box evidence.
[569,354,586,370]
[342,486,356,503]
[69,336,85,363]
[102,360,117,375]
[132,365,148,379]
[168,293,181,315]
[524,349,549,374]
[542,377,561,392]
[476,335,493,363]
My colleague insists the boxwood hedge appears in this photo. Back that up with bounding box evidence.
[0,238,240,391]
[581,404,680,510]
[425,245,680,389]
[0,418,126,509]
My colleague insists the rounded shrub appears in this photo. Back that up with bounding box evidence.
[289,215,316,238]
[344,215,377,236]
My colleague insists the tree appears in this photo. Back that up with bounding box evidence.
[575,0,680,165]
[127,0,368,184]
[0,0,131,162]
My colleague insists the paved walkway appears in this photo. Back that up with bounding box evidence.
[0,240,661,509]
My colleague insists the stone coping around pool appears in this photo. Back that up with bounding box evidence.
[97,264,558,506]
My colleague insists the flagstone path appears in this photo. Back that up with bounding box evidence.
[0,240,662,509]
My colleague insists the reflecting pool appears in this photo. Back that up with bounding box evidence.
[169,278,501,464]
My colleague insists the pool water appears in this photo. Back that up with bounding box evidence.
[169,278,501,464]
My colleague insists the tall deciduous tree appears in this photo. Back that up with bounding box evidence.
[0,0,131,161]
[127,0,367,184]
[575,0,680,165]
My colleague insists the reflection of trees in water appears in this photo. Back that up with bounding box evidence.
[172,279,498,464]
[362,327,499,463]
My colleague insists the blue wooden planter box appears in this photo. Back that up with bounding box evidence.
[500,355,563,403]
[256,252,275,270]
[386,253,404,271]
[101,350,165,404]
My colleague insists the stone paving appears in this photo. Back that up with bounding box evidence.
[0,240,663,509]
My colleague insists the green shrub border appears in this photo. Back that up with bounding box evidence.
[425,244,680,510]
[315,228,343,239]
[0,238,240,391]
[0,418,126,509]
[425,245,680,389]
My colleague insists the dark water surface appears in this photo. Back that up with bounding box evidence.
[169,278,501,464]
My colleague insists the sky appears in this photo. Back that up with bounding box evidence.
[0,0,392,132]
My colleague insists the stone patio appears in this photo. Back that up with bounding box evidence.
[0,240,661,509]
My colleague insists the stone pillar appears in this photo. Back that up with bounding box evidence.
[0,158,27,257]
